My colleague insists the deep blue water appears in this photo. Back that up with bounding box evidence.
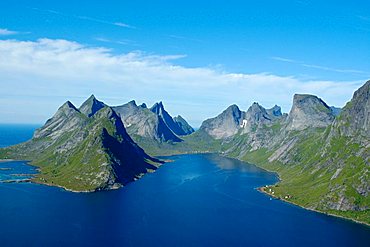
[0,124,40,148]
[0,125,369,247]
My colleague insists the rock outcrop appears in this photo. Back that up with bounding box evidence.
[200,104,244,139]
[286,94,335,131]
[78,94,106,117]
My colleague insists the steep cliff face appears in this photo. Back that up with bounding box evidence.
[200,104,244,139]
[173,115,195,135]
[150,102,194,136]
[286,94,335,131]
[0,97,162,192]
[332,81,369,138]
[113,101,183,142]
[78,94,106,117]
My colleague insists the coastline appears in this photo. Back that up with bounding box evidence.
[31,179,123,193]
[0,157,167,193]
[219,153,370,227]
[2,154,369,227]
[257,186,370,227]
[0,159,15,163]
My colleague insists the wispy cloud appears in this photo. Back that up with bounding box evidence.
[95,37,138,46]
[114,22,135,29]
[270,56,298,63]
[271,56,368,75]
[31,7,136,29]
[0,28,19,36]
[0,38,365,125]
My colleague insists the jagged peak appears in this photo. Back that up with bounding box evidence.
[150,101,166,115]
[127,100,137,106]
[334,80,369,137]
[224,104,240,113]
[79,94,106,117]
[268,105,282,117]
[140,103,147,108]
[151,101,164,110]
[352,80,369,100]
[87,94,96,100]
[248,102,265,111]
[60,101,79,112]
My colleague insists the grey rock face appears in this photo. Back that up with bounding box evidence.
[333,80,370,138]
[286,94,335,131]
[241,103,273,131]
[173,115,195,135]
[33,101,85,140]
[150,102,192,136]
[199,102,285,140]
[330,106,341,117]
[200,104,243,139]
[113,101,182,142]
[79,94,106,117]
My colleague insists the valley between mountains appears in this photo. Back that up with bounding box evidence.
[0,80,369,225]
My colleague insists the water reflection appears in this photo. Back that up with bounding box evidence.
[204,154,265,173]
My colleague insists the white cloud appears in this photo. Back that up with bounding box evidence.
[0,28,18,36]
[0,38,366,126]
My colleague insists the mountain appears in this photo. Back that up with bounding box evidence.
[78,94,106,117]
[113,100,181,143]
[200,104,243,139]
[332,81,369,138]
[150,102,194,136]
[173,115,194,135]
[185,81,369,224]
[286,94,335,130]
[0,97,163,192]
[113,100,194,155]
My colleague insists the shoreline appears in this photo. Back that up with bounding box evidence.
[257,186,370,227]
[0,159,15,163]
[1,158,167,193]
[219,153,369,228]
[31,179,127,193]
[2,155,369,227]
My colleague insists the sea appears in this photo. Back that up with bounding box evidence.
[0,124,369,246]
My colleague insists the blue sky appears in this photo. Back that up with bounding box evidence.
[0,0,369,126]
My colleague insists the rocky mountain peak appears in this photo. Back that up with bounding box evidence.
[267,105,283,117]
[127,100,137,105]
[149,101,192,136]
[286,94,334,130]
[244,102,271,124]
[79,94,106,117]
[333,80,369,137]
[61,100,79,112]
[150,101,164,114]
[33,100,83,139]
[200,104,243,139]
[173,115,195,135]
